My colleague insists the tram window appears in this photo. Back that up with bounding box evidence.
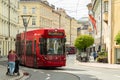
[16,41,22,55]
[62,38,66,53]
[39,38,47,55]
[39,38,44,44]
[47,38,65,54]
[26,41,32,55]
[21,40,24,54]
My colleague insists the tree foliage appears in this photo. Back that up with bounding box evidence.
[74,35,94,50]
[115,31,120,44]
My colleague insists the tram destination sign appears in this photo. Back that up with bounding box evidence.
[48,32,64,36]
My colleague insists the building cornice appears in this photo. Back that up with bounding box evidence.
[19,0,54,9]
[52,10,61,15]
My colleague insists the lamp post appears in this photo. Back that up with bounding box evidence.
[21,15,32,64]
[100,0,103,52]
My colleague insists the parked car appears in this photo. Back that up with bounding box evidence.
[76,51,88,62]
[66,46,76,54]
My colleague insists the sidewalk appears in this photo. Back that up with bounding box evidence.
[0,65,24,80]
[0,57,24,80]
[75,60,120,69]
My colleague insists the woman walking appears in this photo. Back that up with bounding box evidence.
[7,50,18,75]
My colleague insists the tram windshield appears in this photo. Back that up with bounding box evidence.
[39,38,65,55]
[47,38,65,55]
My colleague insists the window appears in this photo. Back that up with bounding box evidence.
[32,17,36,25]
[47,38,65,54]
[21,40,24,55]
[26,41,32,55]
[39,38,47,55]
[23,6,27,14]
[116,48,120,64]
[104,1,108,12]
[16,40,22,55]
[32,7,36,14]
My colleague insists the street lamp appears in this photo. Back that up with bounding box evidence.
[21,15,32,64]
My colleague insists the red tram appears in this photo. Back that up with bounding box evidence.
[16,28,66,68]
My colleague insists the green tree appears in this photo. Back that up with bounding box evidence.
[115,31,120,44]
[74,35,94,51]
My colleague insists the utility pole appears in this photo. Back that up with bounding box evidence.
[100,0,103,51]
[70,18,72,46]
[8,0,10,52]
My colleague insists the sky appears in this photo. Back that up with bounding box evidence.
[47,0,91,20]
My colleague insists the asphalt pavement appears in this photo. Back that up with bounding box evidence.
[1,57,120,80]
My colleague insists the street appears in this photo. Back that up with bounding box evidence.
[1,55,120,80]
[65,55,120,80]
[1,0,120,80]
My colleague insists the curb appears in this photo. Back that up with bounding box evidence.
[75,60,120,69]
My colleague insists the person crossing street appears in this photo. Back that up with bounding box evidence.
[7,50,18,76]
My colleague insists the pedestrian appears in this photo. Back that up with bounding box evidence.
[7,50,18,75]
[14,51,20,75]
[93,51,97,61]
[0,48,2,58]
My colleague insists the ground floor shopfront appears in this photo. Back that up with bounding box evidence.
[0,37,15,57]
[86,43,120,64]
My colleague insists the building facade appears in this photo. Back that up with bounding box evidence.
[78,17,91,35]
[111,0,120,64]
[19,0,53,31]
[89,0,120,64]
[0,0,19,56]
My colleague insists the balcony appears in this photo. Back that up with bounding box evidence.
[103,12,108,23]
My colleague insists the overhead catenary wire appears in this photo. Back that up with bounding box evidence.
[76,0,80,18]
[47,0,90,19]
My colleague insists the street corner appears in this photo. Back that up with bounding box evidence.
[1,70,24,80]
[1,74,21,80]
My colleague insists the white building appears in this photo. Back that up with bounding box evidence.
[0,0,19,56]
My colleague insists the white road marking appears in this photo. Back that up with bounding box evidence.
[33,70,37,72]
[45,77,50,80]
[40,71,44,73]
[47,74,51,76]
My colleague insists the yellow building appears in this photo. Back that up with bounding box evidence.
[52,9,61,28]
[64,15,71,45]
[19,0,53,32]
[111,0,120,64]
[71,18,79,45]
[57,8,79,46]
